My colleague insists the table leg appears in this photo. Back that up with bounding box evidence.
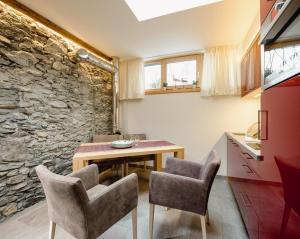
[72,158,79,172]
[72,159,88,172]
[174,149,184,159]
[154,154,162,171]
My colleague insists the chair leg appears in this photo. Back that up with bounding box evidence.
[200,215,207,239]
[280,203,291,238]
[121,164,129,177]
[132,208,137,239]
[149,203,155,239]
[124,163,129,176]
[49,221,56,239]
[206,209,210,225]
[121,164,124,177]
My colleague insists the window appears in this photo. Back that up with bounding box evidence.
[144,54,202,94]
[124,0,223,22]
[145,64,161,90]
[166,60,197,86]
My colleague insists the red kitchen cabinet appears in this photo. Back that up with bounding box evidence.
[227,138,260,239]
[228,76,300,238]
[261,76,300,183]
[227,136,300,239]
[227,139,258,180]
[260,0,276,24]
[230,180,259,239]
[241,35,261,97]
[260,75,300,239]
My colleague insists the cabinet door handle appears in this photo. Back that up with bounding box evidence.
[242,152,252,159]
[241,194,252,207]
[242,164,254,174]
[240,152,253,161]
[258,110,268,140]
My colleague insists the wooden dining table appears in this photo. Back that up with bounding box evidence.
[72,140,184,173]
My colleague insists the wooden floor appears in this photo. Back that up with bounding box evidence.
[0,176,248,239]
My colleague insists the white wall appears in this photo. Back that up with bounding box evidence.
[241,11,260,55]
[120,93,260,175]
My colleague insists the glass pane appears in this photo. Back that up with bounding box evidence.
[167,60,196,86]
[264,43,300,82]
[144,64,161,90]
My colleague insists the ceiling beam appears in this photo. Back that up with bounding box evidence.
[0,0,112,62]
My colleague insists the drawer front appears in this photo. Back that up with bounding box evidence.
[227,139,259,180]
[227,135,300,239]
[235,191,259,239]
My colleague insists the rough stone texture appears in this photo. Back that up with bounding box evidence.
[0,2,113,222]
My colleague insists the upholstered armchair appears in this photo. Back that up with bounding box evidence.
[36,164,138,239]
[149,150,221,239]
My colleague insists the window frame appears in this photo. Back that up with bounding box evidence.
[144,54,203,94]
[144,62,162,91]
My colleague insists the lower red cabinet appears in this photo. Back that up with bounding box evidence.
[230,181,259,239]
[227,139,258,180]
[227,137,300,239]
[227,138,260,238]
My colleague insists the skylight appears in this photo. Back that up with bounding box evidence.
[124,0,223,21]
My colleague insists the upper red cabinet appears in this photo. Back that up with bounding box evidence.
[260,0,276,24]
[241,35,261,97]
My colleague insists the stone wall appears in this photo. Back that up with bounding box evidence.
[0,3,113,221]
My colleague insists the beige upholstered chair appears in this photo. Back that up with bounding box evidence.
[148,150,221,239]
[36,164,138,239]
[123,134,154,172]
[123,134,146,141]
[93,134,122,143]
[92,134,125,178]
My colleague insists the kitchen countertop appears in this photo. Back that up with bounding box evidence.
[226,132,263,161]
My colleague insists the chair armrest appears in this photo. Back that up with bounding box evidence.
[165,157,202,179]
[69,164,99,190]
[149,171,208,215]
[85,173,138,238]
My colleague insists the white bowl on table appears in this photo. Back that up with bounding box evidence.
[111,140,134,149]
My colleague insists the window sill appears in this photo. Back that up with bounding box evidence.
[145,87,200,95]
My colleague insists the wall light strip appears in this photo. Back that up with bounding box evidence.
[0,0,112,62]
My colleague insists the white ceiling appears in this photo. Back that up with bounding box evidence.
[18,0,259,60]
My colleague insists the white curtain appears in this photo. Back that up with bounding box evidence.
[120,58,145,100]
[201,46,241,96]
